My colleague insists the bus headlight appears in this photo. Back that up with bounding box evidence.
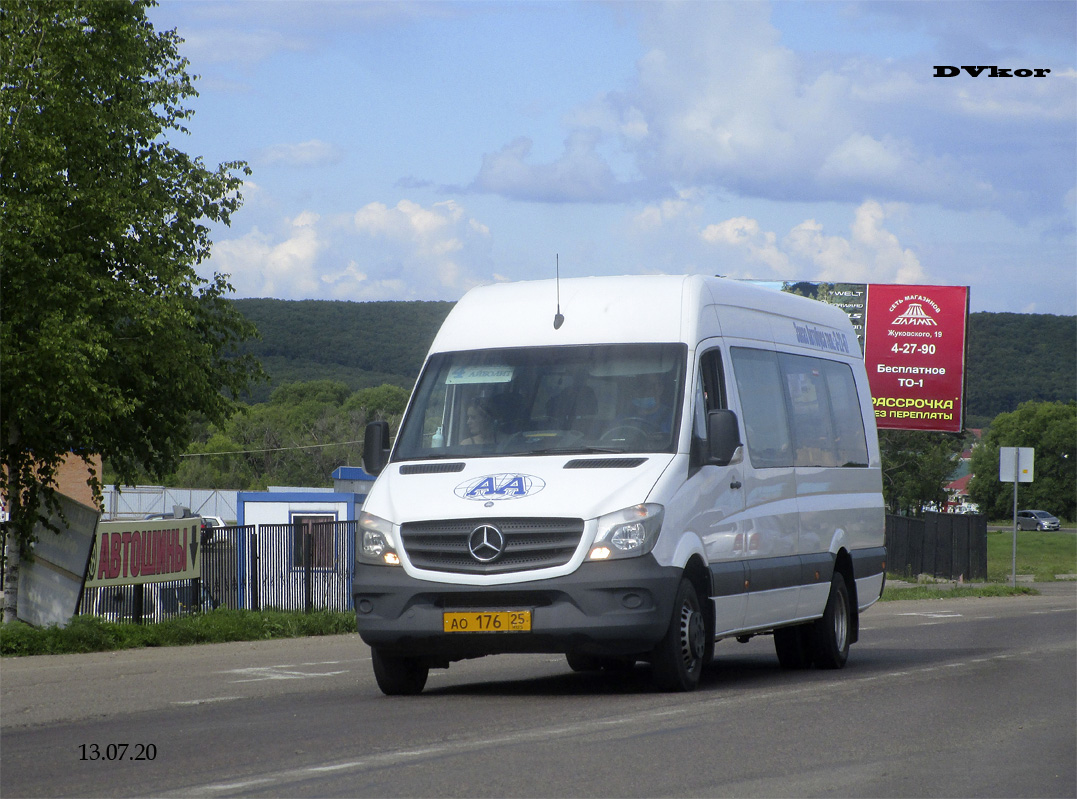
[358,512,400,566]
[589,504,663,560]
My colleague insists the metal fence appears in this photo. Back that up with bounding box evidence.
[885,512,988,581]
[80,521,356,623]
[102,486,238,523]
[243,521,355,613]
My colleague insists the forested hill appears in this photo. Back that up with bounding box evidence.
[234,299,453,402]
[234,299,1075,424]
[966,312,1075,425]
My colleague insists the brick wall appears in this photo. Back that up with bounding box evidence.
[50,453,103,509]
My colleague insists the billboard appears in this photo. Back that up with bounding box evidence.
[751,281,969,433]
[863,284,969,433]
[85,518,202,588]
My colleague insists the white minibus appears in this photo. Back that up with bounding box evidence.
[357,275,886,694]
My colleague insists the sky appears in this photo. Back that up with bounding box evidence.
[145,0,1077,315]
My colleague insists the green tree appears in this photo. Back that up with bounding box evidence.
[879,430,966,516]
[170,431,258,490]
[1,0,261,621]
[180,381,364,489]
[968,401,1077,520]
[345,384,410,419]
[162,381,409,489]
[965,313,1076,427]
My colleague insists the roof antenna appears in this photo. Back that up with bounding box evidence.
[553,254,564,330]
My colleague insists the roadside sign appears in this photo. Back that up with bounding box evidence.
[999,447,1034,483]
[85,518,202,588]
[999,446,1035,588]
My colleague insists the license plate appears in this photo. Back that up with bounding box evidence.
[443,610,531,633]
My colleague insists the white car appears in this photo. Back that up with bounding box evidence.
[143,513,228,542]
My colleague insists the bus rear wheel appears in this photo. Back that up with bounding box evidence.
[811,573,851,669]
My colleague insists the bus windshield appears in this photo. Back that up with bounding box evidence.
[392,343,687,460]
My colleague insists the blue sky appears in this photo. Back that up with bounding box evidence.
[147,1,1076,315]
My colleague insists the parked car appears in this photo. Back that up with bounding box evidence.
[92,582,218,622]
[93,584,161,622]
[1016,510,1061,531]
[143,512,226,544]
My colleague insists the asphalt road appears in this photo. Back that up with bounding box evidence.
[2,584,1074,799]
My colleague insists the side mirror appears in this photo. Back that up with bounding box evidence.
[707,409,742,466]
[363,421,391,476]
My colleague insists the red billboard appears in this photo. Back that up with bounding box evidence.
[747,281,970,433]
[863,284,969,433]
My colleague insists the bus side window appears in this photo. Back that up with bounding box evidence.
[693,349,727,456]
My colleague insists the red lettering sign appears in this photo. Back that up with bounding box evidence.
[97,533,110,581]
[110,532,122,579]
[863,284,968,432]
[85,520,201,589]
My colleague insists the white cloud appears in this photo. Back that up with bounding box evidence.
[471,132,637,202]
[631,189,703,232]
[209,200,493,301]
[258,140,344,168]
[212,212,324,299]
[701,217,793,277]
[468,2,1072,219]
[699,200,925,284]
[180,28,310,65]
[337,199,491,299]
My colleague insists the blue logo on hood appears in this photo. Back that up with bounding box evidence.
[455,473,546,501]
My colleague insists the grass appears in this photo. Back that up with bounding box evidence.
[0,607,355,657]
[3,533,1073,656]
[985,529,1077,582]
[880,529,1075,601]
[880,583,1037,601]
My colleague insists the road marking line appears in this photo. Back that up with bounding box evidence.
[224,666,350,683]
[898,612,963,618]
[169,640,1076,798]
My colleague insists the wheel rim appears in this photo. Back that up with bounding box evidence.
[679,599,705,670]
[832,588,849,651]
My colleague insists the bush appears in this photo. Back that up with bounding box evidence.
[1,608,356,657]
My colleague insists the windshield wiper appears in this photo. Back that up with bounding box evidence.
[507,446,627,456]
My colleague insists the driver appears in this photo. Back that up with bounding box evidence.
[461,397,498,445]
[627,371,673,434]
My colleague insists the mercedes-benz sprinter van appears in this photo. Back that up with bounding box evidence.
[356,275,886,694]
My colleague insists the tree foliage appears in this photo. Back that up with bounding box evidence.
[230,300,1075,425]
[965,313,1076,427]
[233,299,452,402]
[149,381,410,489]
[968,401,1077,521]
[1,1,261,561]
[879,430,967,516]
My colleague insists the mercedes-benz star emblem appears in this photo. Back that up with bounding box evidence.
[468,524,505,563]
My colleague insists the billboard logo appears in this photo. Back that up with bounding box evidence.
[891,303,938,327]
